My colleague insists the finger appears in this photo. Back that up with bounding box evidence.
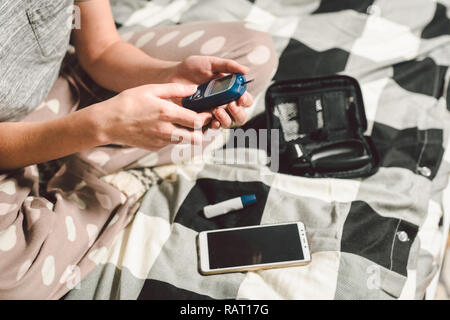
[147,83,198,99]
[159,100,212,129]
[209,57,249,75]
[213,107,233,129]
[210,119,221,129]
[238,92,253,108]
[227,102,247,126]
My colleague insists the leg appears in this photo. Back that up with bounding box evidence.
[0,73,140,299]
[0,21,277,299]
[126,21,278,97]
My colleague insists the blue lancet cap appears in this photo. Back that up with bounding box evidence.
[240,194,257,206]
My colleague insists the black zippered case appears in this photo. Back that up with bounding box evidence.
[265,75,380,179]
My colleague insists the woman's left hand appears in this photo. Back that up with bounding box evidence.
[166,55,254,129]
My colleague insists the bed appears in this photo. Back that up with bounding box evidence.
[64,0,450,300]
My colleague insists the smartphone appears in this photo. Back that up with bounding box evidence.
[198,222,311,275]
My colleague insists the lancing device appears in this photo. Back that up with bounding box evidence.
[203,194,257,219]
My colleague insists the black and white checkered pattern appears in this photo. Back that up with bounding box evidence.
[65,0,450,300]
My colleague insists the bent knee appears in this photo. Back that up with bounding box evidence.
[225,23,279,94]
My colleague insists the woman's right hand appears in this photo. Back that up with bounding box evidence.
[99,83,213,150]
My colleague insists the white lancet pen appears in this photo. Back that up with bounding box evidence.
[203,194,257,219]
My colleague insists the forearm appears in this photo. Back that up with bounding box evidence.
[0,105,109,171]
[72,0,179,92]
[78,40,179,92]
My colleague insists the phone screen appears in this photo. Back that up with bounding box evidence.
[206,223,304,269]
[210,75,233,95]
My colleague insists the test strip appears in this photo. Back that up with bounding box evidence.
[315,98,324,129]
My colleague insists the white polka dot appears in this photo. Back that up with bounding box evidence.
[65,216,76,242]
[0,181,16,195]
[46,99,60,114]
[42,256,55,286]
[87,150,111,167]
[200,36,226,55]
[156,30,180,47]
[0,203,17,216]
[59,265,80,290]
[68,193,86,210]
[0,225,17,251]
[178,30,205,48]
[247,45,271,65]
[86,224,99,247]
[135,31,155,48]
[88,246,108,265]
[16,259,32,281]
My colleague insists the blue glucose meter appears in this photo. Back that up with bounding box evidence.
[182,73,252,112]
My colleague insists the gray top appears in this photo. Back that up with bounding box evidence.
[0,0,74,122]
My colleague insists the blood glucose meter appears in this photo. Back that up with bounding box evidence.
[182,73,252,112]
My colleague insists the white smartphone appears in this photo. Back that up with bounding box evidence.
[198,222,311,275]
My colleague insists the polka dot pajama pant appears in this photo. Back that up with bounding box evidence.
[0,21,277,299]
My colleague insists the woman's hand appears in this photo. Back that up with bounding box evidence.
[166,56,254,129]
[72,1,253,129]
[0,83,209,171]
[100,83,212,150]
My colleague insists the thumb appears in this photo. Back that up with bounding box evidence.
[147,83,198,99]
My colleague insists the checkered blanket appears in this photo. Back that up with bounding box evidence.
[65,0,450,300]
